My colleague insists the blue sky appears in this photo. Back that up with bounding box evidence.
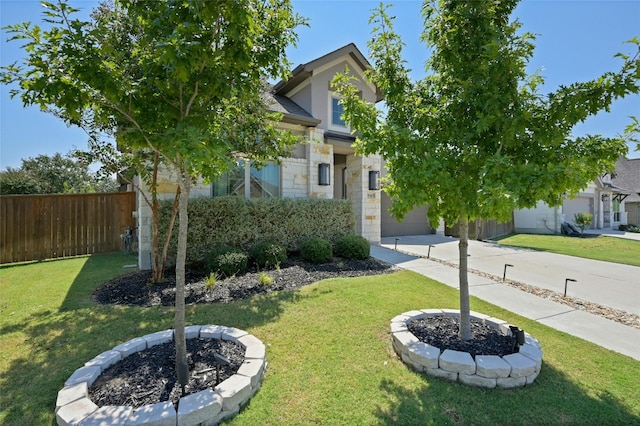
[1,0,639,170]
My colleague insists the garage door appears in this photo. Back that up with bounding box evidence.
[381,192,434,236]
[626,202,640,226]
[563,197,594,228]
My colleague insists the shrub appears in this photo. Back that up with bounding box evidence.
[259,271,274,286]
[335,235,370,260]
[158,197,356,266]
[574,212,593,234]
[205,272,217,289]
[619,224,640,233]
[206,246,248,277]
[252,241,287,269]
[300,237,332,264]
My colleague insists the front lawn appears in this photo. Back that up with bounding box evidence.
[494,234,640,267]
[0,252,639,425]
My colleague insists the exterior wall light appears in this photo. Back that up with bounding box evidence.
[318,163,330,186]
[601,194,609,202]
[368,170,380,190]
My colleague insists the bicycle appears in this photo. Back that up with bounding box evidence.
[121,225,137,253]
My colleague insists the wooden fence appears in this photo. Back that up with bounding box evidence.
[446,217,515,240]
[0,192,136,264]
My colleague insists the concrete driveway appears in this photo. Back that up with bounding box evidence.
[380,234,640,315]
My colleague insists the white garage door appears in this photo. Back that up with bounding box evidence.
[563,197,594,228]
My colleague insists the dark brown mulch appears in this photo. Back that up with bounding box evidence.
[407,316,517,358]
[93,256,396,307]
[89,338,244,409]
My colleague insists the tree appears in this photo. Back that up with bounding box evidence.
[0,168,45,194]
[622,116,640,154]
[0,152,117,194]
[2,0,303,390]
[74,137,180,284]
[334,1,639,340]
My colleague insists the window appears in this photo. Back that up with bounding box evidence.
[613,199,621,222]
[331,96,346,127]
[212,160,280,198]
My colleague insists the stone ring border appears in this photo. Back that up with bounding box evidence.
[55,325,267,426]
[391,309,543,388]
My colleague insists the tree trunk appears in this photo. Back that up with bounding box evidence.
[159,188,180,279]
[458,216,472,340]
[175,169,191,391]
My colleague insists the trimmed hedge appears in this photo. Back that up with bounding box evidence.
[159,196,356,265]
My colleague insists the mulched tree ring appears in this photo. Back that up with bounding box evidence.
[391,309,543,388]
[89,337,244,408]
[56,325,267,426]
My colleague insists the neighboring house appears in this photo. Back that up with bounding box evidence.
[133,43,431,270]
[612,157,640,226]
[513,156,639,234]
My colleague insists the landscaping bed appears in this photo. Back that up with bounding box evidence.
[88,256,522,412]
[93,256,396,306]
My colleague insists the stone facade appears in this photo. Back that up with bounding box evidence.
[132,44,385,270]
[346,154,382,242]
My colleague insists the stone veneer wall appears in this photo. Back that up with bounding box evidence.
[346,154,381,243]
[281,158,308,198]
[306,128,333,199]
[56,326,267,426]
[391,309,542,389]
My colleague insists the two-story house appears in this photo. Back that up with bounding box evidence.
[133,44,432,269]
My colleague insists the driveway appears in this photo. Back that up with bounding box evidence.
[380,234,640,316]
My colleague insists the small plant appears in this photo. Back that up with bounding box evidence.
[205,272,218,289]
[206,246,248,277]
[259,271,274,286]
[252,241,287,269]
[335,234,370,259]
[619,224,640,233]
[300,237,333,264]
[574,212,593,235]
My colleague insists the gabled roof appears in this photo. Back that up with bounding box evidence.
[612,157,640,196]
[262,87,320,127]
[273,43,382,102]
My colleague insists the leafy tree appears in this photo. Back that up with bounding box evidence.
[334,1,639,340]
[622,116,640,154]
[2,0,303,390]
[0,168,45,194]
[74,138,180,284]
[0,152,116,194]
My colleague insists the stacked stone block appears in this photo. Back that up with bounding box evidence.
[56,326,267,426]
[390,309,542,389]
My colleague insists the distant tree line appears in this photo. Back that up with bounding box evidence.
[0,151,117,194]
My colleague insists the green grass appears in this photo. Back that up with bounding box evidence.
[1,253,639,425]
[494,234,640,267]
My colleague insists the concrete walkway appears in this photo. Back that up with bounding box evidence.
[371,234,640,361]
[583,228,640,241]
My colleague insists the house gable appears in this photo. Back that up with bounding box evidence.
[273,43,381,101]
[273,43,381,135]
